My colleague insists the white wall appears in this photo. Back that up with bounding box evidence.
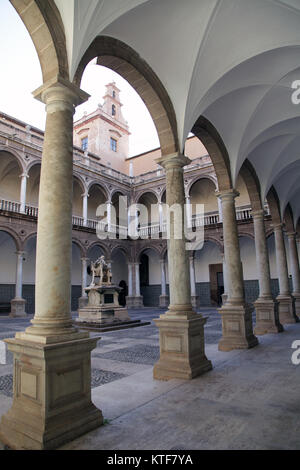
[0,231,17,283]
[194,241,222,282]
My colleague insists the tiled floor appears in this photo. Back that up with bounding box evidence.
[1,307,300,450]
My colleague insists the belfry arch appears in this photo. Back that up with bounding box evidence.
[73,36,179,157]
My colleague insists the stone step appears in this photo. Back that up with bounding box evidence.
[74,319,151,333]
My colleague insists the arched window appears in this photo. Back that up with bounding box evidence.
[112,104,116,116]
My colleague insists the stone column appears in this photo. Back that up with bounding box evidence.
[106,200,112,232]
[10,251,26,318]
[0,78,103,450]
[185,195,192,228]
[287,231,300,318]
[126,262,134,307]
[217,189,258,351]
[252,210,282,334]
[221,253,228,305]
[82,191,89,227]
[273,223,296,324]
[153,153,212,380]
[189,255,198,309]
[19,172,28,214]
[78,257,89,309]
[159,258,169,308]
[159,201,163,232]
[130,262,143,308]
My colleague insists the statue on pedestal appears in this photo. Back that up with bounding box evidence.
[90,255,112,286]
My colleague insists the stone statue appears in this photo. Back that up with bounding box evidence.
[90,255,112,286]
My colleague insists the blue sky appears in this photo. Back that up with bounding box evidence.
[0,0,159,157]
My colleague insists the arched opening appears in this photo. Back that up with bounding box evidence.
[0,229,18,313]
[137,192,159,233]
[194,240,223,306]
[189,178,218,227]
[111,248,129,306]
[72,177,85,218]
[87,184,107,223]
[0,150,23,205]
[139,248,161,307]
[23,234,37,314]
[111,191,127,230]
[71,241,82,312]
[27,163,41,208]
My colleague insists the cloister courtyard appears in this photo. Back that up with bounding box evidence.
[1,307,299,451]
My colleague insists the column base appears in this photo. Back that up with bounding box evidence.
[153,310,212,381]
[221,293,228,306]
[254,298,284,335]
[159,295,169,308]
[276,294,297,324]
[292,293,300,321]
[218,302,258,351]
[78,296,88,309]
[10,298,26,318]
[126,296,144,309]
[191,295,199,310]
[0,334,103,450]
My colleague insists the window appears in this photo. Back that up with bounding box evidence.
[81,136,88,151]
[112,104,116,116]
[112,90,116,98]
[110,137,117,152]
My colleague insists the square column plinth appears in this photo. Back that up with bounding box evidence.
[254,298,283,335]
[0,335,103,450]
[218,303,258,351]
[153,313,212,381]
[277,295,296,324]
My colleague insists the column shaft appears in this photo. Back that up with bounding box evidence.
[287,232,300,318]
[274,224,296,324]
[217,189,258,351]
[82,193,88,226]
[19,173,28,214]
[252,210,282,334]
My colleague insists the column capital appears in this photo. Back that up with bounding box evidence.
[19,172,29,179]
[251,209,265,219]
[33,76,90,113]
[216,188,240,201]
[81,257,89,262]
[15,251,25,257]
[272,222,284,232]
[156,153,191,170]
[286,231,297,239]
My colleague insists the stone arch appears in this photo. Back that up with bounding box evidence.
[186,174,218,197]
[239,159,263,212]
[110,188,128,201]
[137,244,162,262]
[73,174,86,194]
[283,204,295,234]
[87,181,109,200]
[135,189,159,204]
[10,0,69,83]
[86,241,110,260]
[0,226,21,251]
[23,231,38,249]
[238,232,255,241]
[0,146,25,173]
[73,36,178,157]
[192,116,232,192]
[71,238,86,258]
[266,186,282,226]
[110,244,131,263]
[191,236,223,258]
[26,160,42,173]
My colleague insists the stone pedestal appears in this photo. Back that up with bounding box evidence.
[276,294,295,324]
[218,303,258,351]
[191,295,199,310]
[126,295,144,309]
[77,284,130,324]
[0,334,103,450]
[292,293,300,321]
[254,298,283,335]
[78,296,88,309]
[153,308,212,380]
[10,298,26,318]
[159,295,169,308]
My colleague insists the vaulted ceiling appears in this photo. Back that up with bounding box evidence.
[50,0,300,226]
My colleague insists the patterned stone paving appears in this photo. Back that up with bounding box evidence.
[0,369,128,398]
[94,344,160,365]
